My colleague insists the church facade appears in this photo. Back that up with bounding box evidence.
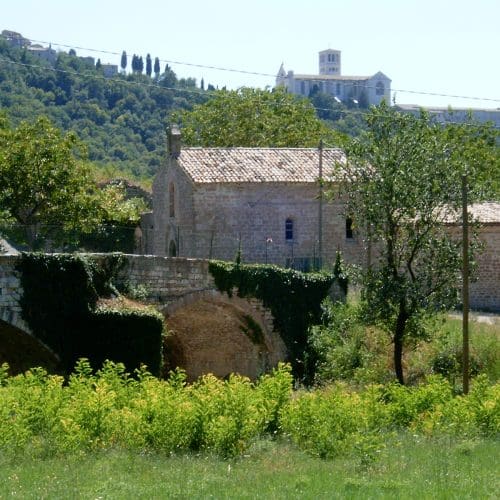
[276,49,391,107]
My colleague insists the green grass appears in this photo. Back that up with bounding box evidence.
[1,435,498,499]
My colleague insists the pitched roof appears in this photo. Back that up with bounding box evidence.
[443,202,500,224]
[469,202,500,223]
[177,147,345,184]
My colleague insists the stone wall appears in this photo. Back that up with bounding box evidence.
[152,163,368,270]
[469,225,500,311]
[115,254,214,303]
[0,255,30,333]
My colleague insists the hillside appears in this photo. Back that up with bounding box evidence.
[0,37,368,182]
[0,38,209,181]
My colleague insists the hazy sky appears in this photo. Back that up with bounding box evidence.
[3,0,499,109]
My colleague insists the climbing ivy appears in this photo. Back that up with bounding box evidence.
[16,253,163,375]
[208,261,334,381]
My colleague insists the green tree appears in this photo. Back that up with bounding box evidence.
[0,116,102,247]
[146,54,152,78]
[153,57,160,79]
[332,103,499,384]
[174,87,339,147]
[120,50,127,73]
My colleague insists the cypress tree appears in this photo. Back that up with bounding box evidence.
[120,50,127,73]
[154,57,160,79]
[146,53,152,77]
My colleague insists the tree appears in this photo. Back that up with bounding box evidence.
[96,58,102,71]
[120,50,127,73]
[332,103,499,384]
[159,64,177,88]
[138,56,144,74]
[153,57,160,79]
[146,53,152,77]
[174,87,339,147]
[0,116,102,247]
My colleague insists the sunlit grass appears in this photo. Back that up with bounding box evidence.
[0,435,498,499]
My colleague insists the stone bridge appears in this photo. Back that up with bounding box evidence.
[0,254,285,378]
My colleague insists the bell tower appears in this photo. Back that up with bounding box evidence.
[318,49,341,75]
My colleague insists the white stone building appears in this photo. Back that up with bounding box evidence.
[276,49,391,107]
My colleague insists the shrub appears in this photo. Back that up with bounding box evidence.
[16,253,163,375]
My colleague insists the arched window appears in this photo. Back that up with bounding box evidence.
[376,81,385,96]
[169,182,175,217]
[169,240,177,257]
[285,218,294,241]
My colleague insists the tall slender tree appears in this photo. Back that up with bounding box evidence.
[146,53,152,77]
[120,50,127,73]
[153,57,160,79]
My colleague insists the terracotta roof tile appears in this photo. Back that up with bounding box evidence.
[469,202,500,223]
[178,147,345,184]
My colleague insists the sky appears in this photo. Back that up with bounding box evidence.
[2,0,500,109]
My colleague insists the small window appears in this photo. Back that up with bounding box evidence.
[285,218,294,241]
[169,183,175,217]
[346,217,354,239]
[376,81,385,96]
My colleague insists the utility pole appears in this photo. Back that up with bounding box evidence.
[318,140,323,270]
[462,174,470,395]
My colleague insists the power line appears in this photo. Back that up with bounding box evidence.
[28,38,500,104]
[0,55,499,131]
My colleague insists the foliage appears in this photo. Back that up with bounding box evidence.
[0,361,497,465]
[0,115,101,247]
[333,102,500,384]
[173,87,340,147]
[0,40,208,180]
[0,114,147,250]
[16,253,163,375]
[0,361,293,458]
[281,375,500,459]
[208,261,334,381]
[332,250,349,297]
[309,301,369,384]
[309,301,499,388]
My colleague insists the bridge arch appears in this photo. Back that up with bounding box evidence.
[160,290,287,381]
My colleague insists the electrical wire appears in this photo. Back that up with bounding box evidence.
[27,37,500,105]
[0,54,499,131]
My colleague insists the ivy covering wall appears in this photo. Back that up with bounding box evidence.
[16,253,164,375]
[208,261,334,381]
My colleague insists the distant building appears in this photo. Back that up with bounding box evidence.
[276,49,391,107]
[1,30,30,49]
[27,43,57,65]
[101,63,118,78]
[396,104,500,128]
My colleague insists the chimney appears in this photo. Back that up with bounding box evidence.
[168,124,181,159]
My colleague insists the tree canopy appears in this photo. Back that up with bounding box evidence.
[332,103,499,384]
[0,115,146,249]
[173,87,340,147]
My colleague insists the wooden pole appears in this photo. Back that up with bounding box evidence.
[318,140,323,270]
[462,174,470,395]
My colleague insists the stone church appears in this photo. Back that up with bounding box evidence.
[145,126,367,271]
[142,126,499,311]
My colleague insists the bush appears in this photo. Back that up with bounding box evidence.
[16,253,163,375]
[0,361,293,458]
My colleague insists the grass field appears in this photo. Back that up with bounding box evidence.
[1,435,498,499]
